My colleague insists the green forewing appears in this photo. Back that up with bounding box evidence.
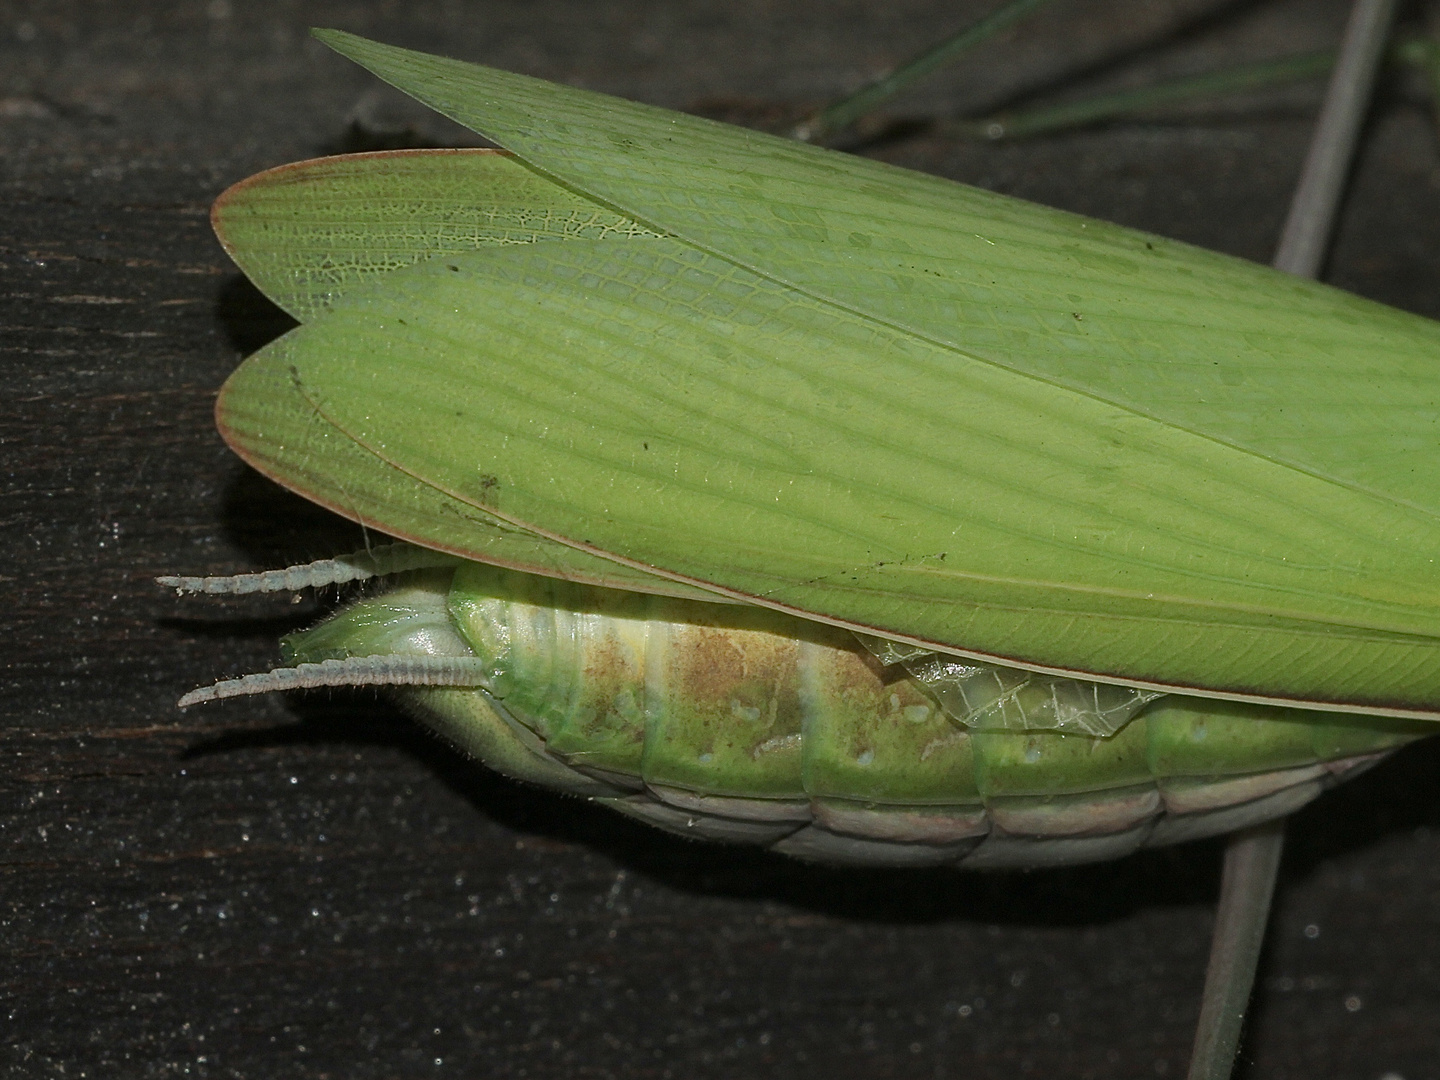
[213,148,659,321]
[213,148,731,601]
[314,30,1440,521]
[217,336,737,602]
[213,30,1440,715]
[233,237,1440,714]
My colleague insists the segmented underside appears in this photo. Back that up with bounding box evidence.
[285,563,1431,869]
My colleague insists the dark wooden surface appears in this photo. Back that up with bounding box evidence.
[7,1,1440,1076]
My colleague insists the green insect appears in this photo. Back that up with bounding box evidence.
[167,23,1440,1077]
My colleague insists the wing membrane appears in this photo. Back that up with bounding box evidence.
[219,237,1440,715]
[218,333,735,602]
[213,147,658,320]
[314,31,1440,527]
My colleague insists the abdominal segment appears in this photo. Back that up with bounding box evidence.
[286,563,1432,869]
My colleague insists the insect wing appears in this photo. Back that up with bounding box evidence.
[314,28,1440,532]
[214,31,1440,716]
[221,226,1440,716]
[213,149,737,602]
[212,148,659,322]
[218,331,738,603]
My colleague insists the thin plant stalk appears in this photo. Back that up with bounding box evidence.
[1186,823,1287,1080]
[1185,1,1400,1077]
[965,49,1334,140]
[792,0,1057,142]
[1273,0,1400,278]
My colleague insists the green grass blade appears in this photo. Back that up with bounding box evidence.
[796,0,1058,141]
[964,49,1335,141]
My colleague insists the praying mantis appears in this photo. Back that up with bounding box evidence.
[163,4,1440,1077]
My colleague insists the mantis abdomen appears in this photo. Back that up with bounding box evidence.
[285,563,1430,869]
